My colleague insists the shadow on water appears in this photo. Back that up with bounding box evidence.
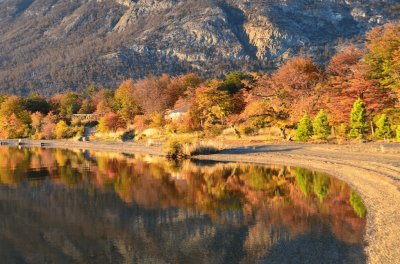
[261,233,367,264]
[0,147,367,263]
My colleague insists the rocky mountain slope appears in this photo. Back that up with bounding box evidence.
[0,0,398,95]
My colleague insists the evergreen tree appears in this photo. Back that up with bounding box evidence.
[348,98,368,139]
[313,173,331,202]
[296,114,313,142]
[375,114,392,139]
[350,190,367,218]
[396,125,400,141]
[313,109,331,140]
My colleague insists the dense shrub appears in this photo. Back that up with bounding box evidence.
[336,124,348,140]
[149,113,164,128]
[41,122,56,139]
[163,135,220,158]
[163,136,193,158]
[204,124,225,138]
[238,125,256,136]
[55,121,72,139]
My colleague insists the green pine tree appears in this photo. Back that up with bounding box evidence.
[313,109,331,140]
[350,190,367,218]
[348,98,368,139]
[396,125,400,141]
[375,114,392,139]
[296,114,313,142]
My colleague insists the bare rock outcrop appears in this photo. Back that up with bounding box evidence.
[0,0,398,94]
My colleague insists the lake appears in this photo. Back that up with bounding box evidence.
[0,147,367,264]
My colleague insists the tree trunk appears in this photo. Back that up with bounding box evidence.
[279,127,287,140]
[370,121,375,137]
[231,125,241,139]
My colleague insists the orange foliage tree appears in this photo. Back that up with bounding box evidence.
[115,79,141,122]
[98,112,126,132]
[244,57,322,138]
[132,73,202,115]
[324,46,395,124]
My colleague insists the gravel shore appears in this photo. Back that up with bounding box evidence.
[2,139,400,264]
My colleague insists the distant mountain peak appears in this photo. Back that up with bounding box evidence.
[0,0,398,95]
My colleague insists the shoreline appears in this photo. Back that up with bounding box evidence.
[2,139,164,156]
[2,139,400,263]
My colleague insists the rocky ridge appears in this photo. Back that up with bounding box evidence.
[0,0,398,94]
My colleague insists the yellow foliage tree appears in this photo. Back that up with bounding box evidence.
[55,121,70,139]
[0,96,31,138]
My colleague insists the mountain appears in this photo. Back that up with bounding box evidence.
[0,0,398,95]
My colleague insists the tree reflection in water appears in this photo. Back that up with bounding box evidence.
[0,147,367,263]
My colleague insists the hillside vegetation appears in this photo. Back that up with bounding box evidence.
[0,22,399,148]
[0,0,399,94]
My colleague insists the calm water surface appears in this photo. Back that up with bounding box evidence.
[0,147,367,264]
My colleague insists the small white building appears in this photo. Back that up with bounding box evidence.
[165,104,190,121]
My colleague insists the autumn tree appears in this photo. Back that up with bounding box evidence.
[267,56,321,122]
[0,96,31,138]
[1,114,26,139]
[349,99,368,139]
[296,114,313,142]
[98,113,126,133]
[168,73,203,104]
[241,98,290,137]
[0,96,31,123]
[131,74,168,114]
[58,93,82,118]
[114,79,141,122]
[40,113,58,139]
[273,57,321,91]
[55,121,71,139]
[245,57,321,138]
[78,99,96,114]
[190,80,238,127]
[364,22,400,95]
[324,46,395,124]
[133,73,202,115]
[31,112,44,137]
[92,89,115,116]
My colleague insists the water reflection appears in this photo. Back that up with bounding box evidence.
[0,147,366,263]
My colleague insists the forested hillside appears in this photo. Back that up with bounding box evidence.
[0,22,399,145]
[0,0,399,94]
